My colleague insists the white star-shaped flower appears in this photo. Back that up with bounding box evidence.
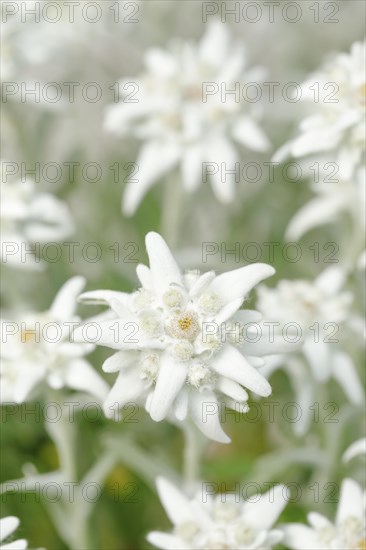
[0,175,74,269]
[0,277,108,404]
[282,478,366,550]
[274,40,365,180]
[0,516,27,550]
[256,267,364,435]
[73,232,296,443]
[105,22,270,215]
[147,477,287,550]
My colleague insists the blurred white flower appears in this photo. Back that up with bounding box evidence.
[343,438,366,462]
[0,277,108,404]
[286,166,365,244]
[105,22,270,214]
[1,0,121,69]
[0,176,74,269]
[257,267,364,434]
[0,516,27,550]
[73,232,293,443]
[274,40,366,179]
[0,14,16,81]
[282,478,366,550]
[147,477,287,550]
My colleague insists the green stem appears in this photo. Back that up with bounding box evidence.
[160,172,184,249]
[182,422,203,489]
[44,392,77,481]
[103,433,179,490]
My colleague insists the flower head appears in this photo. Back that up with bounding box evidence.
[0,174,73,269]
[105,22,270,214]
[74,231,286,443]
[283,478,366,550]
[274,40,366,179]
[256,267,364,434]
[0,277,108,404]
[147,477,287,549]
[257,267,352,331]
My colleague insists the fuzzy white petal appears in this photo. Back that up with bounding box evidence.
[232,116,270,152]
[102,351,138,373]
[343,438,366,462]
[209,263,275,304]
[181,144,203,192]
[0,517,20,542]
[136,264,152,289]
[189,390,231,443]
[64,359,109,401]
[103,370,144,418]
[147,531,189,550]
[332,351,364,405]
[282,524,323,550]
[150,354,187,422]
[145,232,183,296]
[123,141,180,215]
[286,195,345,241]
[243,485,287,530]
[173,388,189,421]
[207,136,237,203]
[156,477,195,525]
[217,377,249,402]
[336,478,364,524]
[212,345,271,397]
[307,512,332,530]
[1,540,28,550]
[50,276,85,320]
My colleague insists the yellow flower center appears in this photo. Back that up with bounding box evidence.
[357,539,366,550]
[167,311,200,341]
[21,329,38,344]
[178,315,194,331]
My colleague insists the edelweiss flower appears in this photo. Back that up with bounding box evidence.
[0,176,73,269]
[0,516,27,550]
[0,277,108,404]
[105,22,270,214]
[74,232,289,443]
[274,40,366,179]
[147,477,287,550]
[256,267,364,434]
[283,478,366,550]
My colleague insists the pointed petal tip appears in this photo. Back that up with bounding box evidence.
[156,475,173,495]
[261,381,272,398]
[149,407,166,423]
[257,263,276,278]
[217,432,231,444]
[145,231,165,248]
